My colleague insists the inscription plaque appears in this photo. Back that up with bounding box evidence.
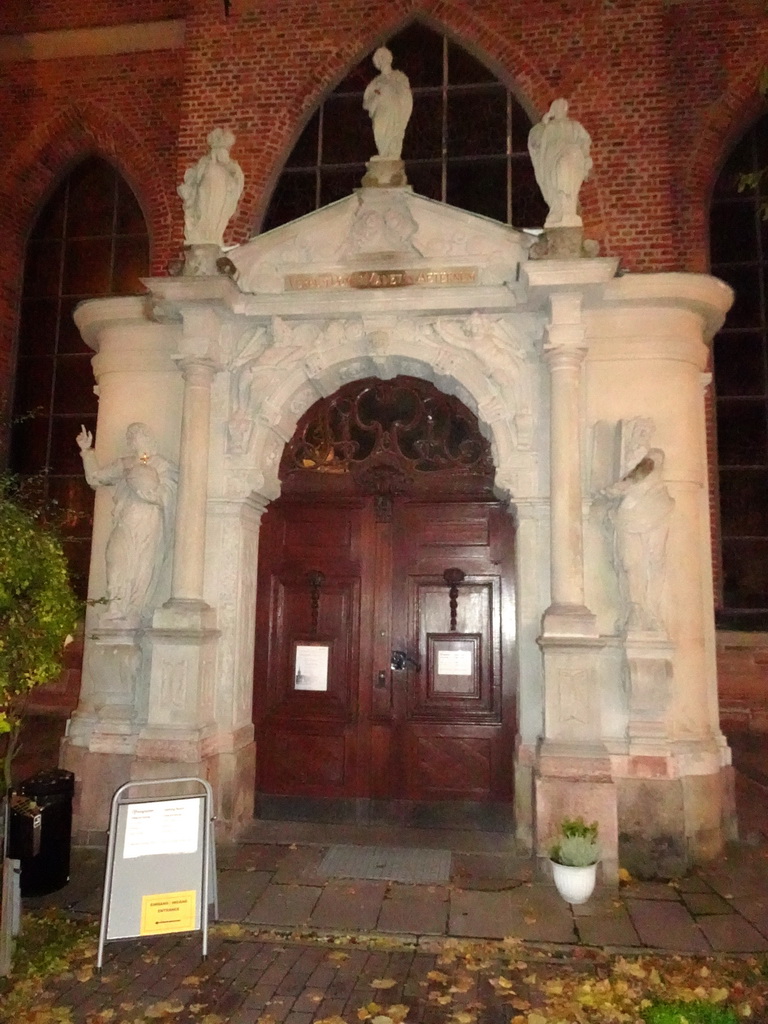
[285,267,478,291]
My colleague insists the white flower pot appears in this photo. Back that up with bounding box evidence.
[550,859,598,905]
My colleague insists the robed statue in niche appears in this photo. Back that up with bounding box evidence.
[601,448,675,633]
[77,422,177,628]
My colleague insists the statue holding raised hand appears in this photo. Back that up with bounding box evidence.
[77,423,177,628]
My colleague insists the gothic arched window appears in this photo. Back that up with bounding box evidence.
[711,113,768,629]
[10,156,150,596]
[262,22,546,233]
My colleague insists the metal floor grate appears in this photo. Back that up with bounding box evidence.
[317,844,451,884]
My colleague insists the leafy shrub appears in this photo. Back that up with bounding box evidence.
[0,485,78,791]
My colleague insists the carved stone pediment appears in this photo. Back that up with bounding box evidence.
[228,188,532,294]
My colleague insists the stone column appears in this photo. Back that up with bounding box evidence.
[170,357,218,605]
[543,292,594,631]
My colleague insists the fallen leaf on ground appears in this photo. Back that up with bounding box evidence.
[211,923,246,939]
[490,976,515,990]
[144,1000,185,1018]
[449,975,473,993]
[370,979,398,990]
[385,1003,409,1021]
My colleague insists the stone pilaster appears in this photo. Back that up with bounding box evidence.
[138,352,221,771]
[60,298,184,837]
[524,259,620,880]
[625,632,674,747]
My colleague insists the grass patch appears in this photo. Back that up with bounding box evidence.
[641,1001,739,1024]
[0,910,97,1023]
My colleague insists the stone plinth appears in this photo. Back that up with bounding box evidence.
[361,157,409,188]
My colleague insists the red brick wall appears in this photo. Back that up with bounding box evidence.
[1,0,766,720]
[0,1,184,34]
[0,48,183,449]
[717,634,768,733]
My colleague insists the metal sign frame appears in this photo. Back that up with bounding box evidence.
[97,778,218,970]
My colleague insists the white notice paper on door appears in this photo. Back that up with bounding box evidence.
[437,649,472,676]
[123,799,200,859]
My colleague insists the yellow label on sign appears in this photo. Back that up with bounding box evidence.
[140,890,197,935]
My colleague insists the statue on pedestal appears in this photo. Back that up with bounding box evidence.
[361,46,413,188]
[178,128,244,249]
[77,423,178,628]
[528,98,592,230]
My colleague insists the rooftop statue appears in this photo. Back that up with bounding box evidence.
[363,46,413,161]
[528,98,592,229]
[361,46,413,188]
[178,127,244,247]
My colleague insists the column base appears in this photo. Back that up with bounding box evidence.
[61,744,134,841]
[540,603,599,638]
[616,770,728,879]
[152,598,217,633]
[63,729,256,842]
[535,750,619,885]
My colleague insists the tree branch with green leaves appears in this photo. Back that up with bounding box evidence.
[0,482,79,794]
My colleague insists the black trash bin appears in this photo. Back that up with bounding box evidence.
[16,769,75,897]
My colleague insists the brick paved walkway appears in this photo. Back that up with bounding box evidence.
[5,770,767,1021]
[27,787,768,957]
[14,913,768,1024]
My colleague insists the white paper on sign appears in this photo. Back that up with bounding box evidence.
[123,799,200,859]
[437,649,472,676]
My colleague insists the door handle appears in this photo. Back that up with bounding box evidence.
[391,649,420,672]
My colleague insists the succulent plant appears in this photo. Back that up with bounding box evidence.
[550,816,600,866]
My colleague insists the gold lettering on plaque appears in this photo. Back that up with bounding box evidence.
[285,267,478,291]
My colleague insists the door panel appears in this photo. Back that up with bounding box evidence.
[254,497,516,815]
[390,502,514,804]
[254,501,367,800]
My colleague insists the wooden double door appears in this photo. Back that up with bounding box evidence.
[253,494,517,822]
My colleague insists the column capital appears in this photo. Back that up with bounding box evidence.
[173,353,221,381]
[543,290,588,358]
[543,330,587,363]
